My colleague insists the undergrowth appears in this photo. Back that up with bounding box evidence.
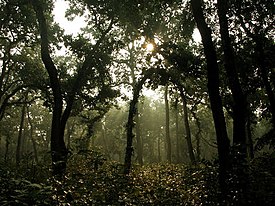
[0,150,274,205]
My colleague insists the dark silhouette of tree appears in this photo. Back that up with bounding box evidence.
[31,0,117,178]
[190,0,231,200]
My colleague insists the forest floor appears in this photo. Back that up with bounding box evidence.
[1,151,275,205]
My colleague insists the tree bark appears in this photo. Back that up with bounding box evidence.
[158,136,161,163]
[217,1,249,201]
[101,121,111,160]
[32,1,67,178]
[129,46,143,165]
[32,0,114,177]
[27,106,39,164]
[191,0,231,199]
[246,111,254,159]
[124,69,156,174]
[179,88,196,164]
[175,98,180,163]
[164,85,172,163]
[191,110,202,162]
[16,102,26,166]
[217,0,247,154]
[4,134,10,163]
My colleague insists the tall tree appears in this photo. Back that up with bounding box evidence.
[217,0,247,154]
[190,0,231,199]
[31,0,117,177]
[129,44,143,165]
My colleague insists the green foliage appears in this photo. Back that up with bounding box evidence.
[1,152,275,205]
[0,165,53,205]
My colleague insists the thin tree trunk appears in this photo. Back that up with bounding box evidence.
[158,136,161,163]
[191,0,231,200]
[175,98,180,163]
[164,85,172,163]
[246,111,254,159]
[135,110,143,165]
[27,106,39,164]
[192,111,202,162]
[179,89,196,164]
[16,103,26,166]
[102,121,111,160]
[66,120,74,150]
[4,135,10,163]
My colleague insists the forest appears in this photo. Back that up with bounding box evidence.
[0,0,274,205]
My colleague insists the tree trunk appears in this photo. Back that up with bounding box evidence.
[124,78,144,174]
[192,110,202,162]
[179,88,196,164]
[158,136,161,163]
[246,111,254,159]
[16,103,26,166]
[217,1,249,201]
[191,0,231,200]
[102,121,111,160]
[129,46,143,165]
[27,106,39,164]
[4,135,10,163]
[66,119,75,151]
[175,98,180,163]
[135,108,143,165]
[164,85,172,163]
[32,1,67,178]
[217,0,247,154]
[124,69,155,174]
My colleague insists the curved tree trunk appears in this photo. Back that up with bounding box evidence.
[32,1,68,178]
[32,0,113,178]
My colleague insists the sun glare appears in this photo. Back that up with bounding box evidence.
[146,43,154,52]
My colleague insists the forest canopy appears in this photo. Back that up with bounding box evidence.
[0,0,274,205]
